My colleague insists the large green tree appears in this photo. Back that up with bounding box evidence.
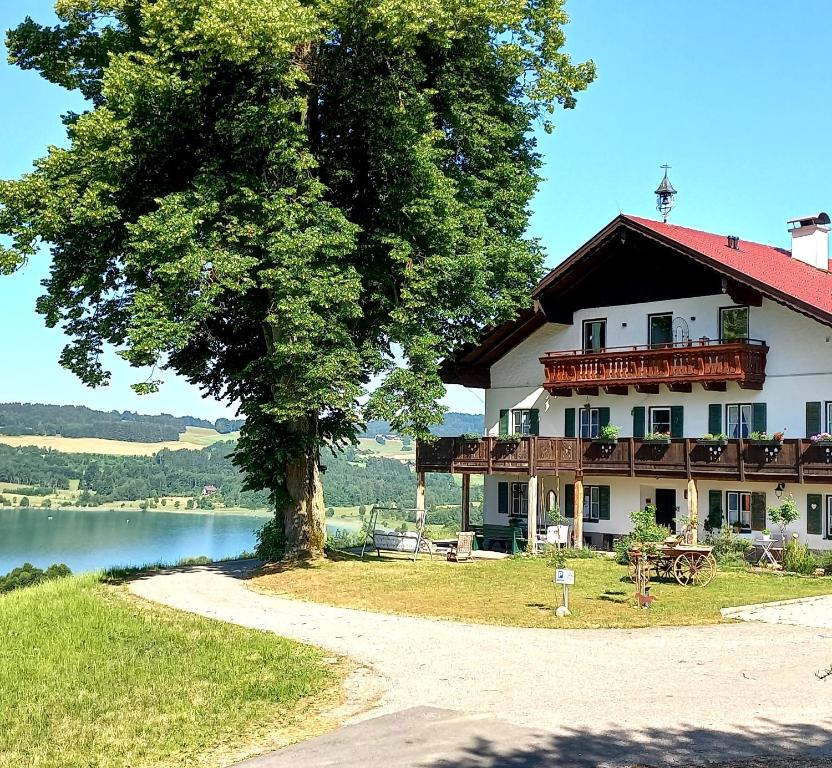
[1,0,594,558]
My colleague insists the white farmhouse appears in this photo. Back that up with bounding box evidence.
[417,213,832,552]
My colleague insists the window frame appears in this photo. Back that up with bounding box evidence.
[579,407,600,439]
[582,318,607,353]
[826,402,832,434]
[648,312,674,348]
[726,403,753,439]
[827,496,832,540]
[649,406,672,436]
[510,482,529,518]
[511,409,532,435]
[719,305,750,343]
[583,485,600,522]
[726,490,752,531]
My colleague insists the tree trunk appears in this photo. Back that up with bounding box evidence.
[281,445,327,560]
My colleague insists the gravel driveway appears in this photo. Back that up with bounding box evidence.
[129,561,832,766]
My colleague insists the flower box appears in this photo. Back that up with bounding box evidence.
[643,437,671,445]
[697,438,728,446]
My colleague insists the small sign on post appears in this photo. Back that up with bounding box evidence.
[554,568,575,617]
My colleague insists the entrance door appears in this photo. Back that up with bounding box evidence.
[655,488,677,531]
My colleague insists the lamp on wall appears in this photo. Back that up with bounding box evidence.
[774,482,786,500]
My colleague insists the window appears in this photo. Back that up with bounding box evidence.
[583,319,606,353]
[583,485,600,522]
[720,306,749,342]
[649,313,673,348]
[726,491,751,531]
[512,409,532,435]
[827,496,832,540]
[510,482,528,518]
[827,402,832,434]
[579,407,600,438]
[546,489,558,514]
[649,407,672,435]
[726,404,754,438]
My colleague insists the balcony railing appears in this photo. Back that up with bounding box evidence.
[539,339,768,395]
[416,436,832,483]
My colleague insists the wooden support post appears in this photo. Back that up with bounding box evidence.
[687,477,698,544]
[527,474,538,553]
[573,478,584,549]
[416,471,426,529]
[461,474,471,532]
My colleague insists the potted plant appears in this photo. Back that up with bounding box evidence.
[496,432,524,444]
[810,432,832,445]
[460,432,482,442]
[760,527,772,541]
[698,432,728,446]
[593,424,621,444]
[643,431,671,445]
[749,430,785,445]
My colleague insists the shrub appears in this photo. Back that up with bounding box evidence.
[769,495,799,546]
[255,517,286,562]
[598,424,620,440]
[818,551,832,576]
[614,505,670,564]
[18,496,29,508]
[783,539,818,576]
[325,507,335,518]
[705,527,753,567]
[0,562,71,593]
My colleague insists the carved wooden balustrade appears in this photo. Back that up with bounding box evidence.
[539,339,768,395]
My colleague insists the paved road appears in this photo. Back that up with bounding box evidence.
[723,595,832,629]
[130,562,832,767]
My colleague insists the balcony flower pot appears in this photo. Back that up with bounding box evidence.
[697,437,728,446]
[749,439,783,446]
[496,433,523,445]
[591,438,619,445]
[643,435,671,445]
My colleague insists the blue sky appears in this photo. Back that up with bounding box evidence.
[2,1,831,419]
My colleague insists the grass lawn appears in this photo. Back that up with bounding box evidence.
[0,574,344,768]
[253,555,832,630]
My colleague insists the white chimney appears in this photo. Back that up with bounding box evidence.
[788,212,830,270]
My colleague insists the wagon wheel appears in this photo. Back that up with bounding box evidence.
[673,553,716,587]
[656,557,675,580]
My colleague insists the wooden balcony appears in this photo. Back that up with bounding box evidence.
[416,436,832,484]
[539,339,768,395]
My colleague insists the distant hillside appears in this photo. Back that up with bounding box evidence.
[360,412,484,438]
[0,403,244,444]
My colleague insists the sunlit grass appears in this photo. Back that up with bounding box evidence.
[253,555,832,630]
[0,574,340,768]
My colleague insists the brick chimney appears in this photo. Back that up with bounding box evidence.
[788,212,830,270]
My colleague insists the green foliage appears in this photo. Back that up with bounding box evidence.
[496,433,524,443]
[255,516,286,561]
[783,539,818,576]
[598,424,620,440]
[461,432,483,441]
[614,505,669,564]
[700,433,728,442]
[0,1,593,551]
[705,527,752,568]
[325,507,335,518]
[644,432,671,442]
[18,496,29,508]
[769,495,799,530]
[0,562,71,594]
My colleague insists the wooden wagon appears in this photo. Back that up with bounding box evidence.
[628,541,717,587]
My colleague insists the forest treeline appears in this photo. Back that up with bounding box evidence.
[0,442,476,510]
[0,403,482,443]
[0,403,244,443]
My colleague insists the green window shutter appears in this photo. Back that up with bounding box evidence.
[499,410,509,437]
[708,404,722,436]
[752,402,767,434]
[632,407,646,439]
[564,408,576,438]
[708,490,723,529]
[670,406,684,438]
[598,485,611,520]
[751,492,767,531]
[598,407,611,429]
[807,493,823,535]
[806,402,822,438]
[529,409,540,436]
[563,484,575,518]
[497,482,509,515]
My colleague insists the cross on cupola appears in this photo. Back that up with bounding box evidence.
[654,164,676,222]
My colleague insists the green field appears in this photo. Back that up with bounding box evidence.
[0,574,344,768]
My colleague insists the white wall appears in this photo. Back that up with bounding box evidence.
[485,295,832,440]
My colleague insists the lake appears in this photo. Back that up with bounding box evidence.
[0,507,278,574]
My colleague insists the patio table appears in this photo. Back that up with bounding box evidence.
[755,537,779,566]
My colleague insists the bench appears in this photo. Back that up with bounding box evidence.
[471,524,526,555]
[372,530,434,558]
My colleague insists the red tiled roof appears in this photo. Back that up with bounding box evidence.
[623,215,832,320]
